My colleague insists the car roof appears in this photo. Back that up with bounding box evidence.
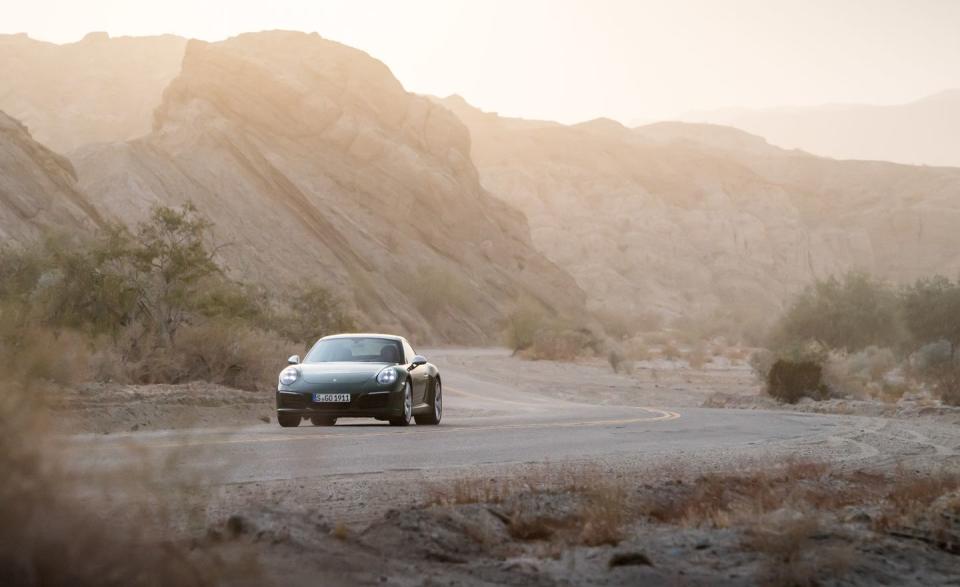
[320,333,406,342]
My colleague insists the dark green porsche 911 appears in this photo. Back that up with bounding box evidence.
[275,334,442,428]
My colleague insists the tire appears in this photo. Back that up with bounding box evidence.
[389,381,413,426]
[415,378,442,425]
[310,415,337,426]
[277,412,301,428]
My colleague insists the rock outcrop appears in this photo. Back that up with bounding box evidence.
[0,111,102,240]
[0,32,187,152]
[440,96,960,324]
[72,33,585,342]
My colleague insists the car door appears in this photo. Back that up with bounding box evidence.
[403,339,428,405]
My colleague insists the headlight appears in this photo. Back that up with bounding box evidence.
[279,366,300,386]
[376,368,398,385]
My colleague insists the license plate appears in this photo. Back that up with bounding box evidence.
[313,393,351,403]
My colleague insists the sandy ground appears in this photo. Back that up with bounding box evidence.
[55,348,960,585]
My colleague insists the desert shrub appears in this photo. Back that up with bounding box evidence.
[529,325,594,361]
[767,359,829,403]
[108,203,222,343]
[771,272,903,353]
[503,302,547,353]
[661,341,681,360]
[0,308,91,387]
[749,349,776,381]
[909,341,960,406]
[672,305,771,347]
[0,204,318,390]
[170,320,288,391]
[607,349,624,373]
[410,267,473,320]
[0,376,255,585]
[594,309,663,340]
[901,276,960,351]
[823,347,901,400]
[273,283,357,347]
[686,343,708,369]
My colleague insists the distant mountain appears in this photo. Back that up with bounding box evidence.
[682,90,960,167]
[68,33,585,342]
[0,32,187,152]
[0,110,102,240]
[440,96,960,326]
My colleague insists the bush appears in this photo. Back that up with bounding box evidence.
[0,203,344,391]
[503,301,601,361]
[0,378,255,585]
[767,359,829,403]
[909,341,960,406]
[771,272,903,353]
[686,343,708,369]
[410,267,473,321]
[503,302,548,353]
[274,283,357,348]
[823,346,901,400]
[529,326,594,361]
[170,320,288,391]
[901,276,960,351]
[594,309,663,340]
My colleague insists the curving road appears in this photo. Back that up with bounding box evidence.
[63,348,900,487]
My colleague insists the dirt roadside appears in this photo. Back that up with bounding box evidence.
[53,348,960,585]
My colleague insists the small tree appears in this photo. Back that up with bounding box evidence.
[126,203,221,343]
[901,276,960,355]
[771,272,903,352]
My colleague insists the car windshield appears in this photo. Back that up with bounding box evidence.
[303,337,403,364]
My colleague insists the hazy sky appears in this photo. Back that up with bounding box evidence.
[5,0,960,123]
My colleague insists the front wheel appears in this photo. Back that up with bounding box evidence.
[277,412,301,428]
[389,381,413,426]
[415,378,442,425]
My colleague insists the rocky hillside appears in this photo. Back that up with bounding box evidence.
[70,33,584,342]
[0,111,102,240]
[440,96,960,329]
[0,32,186,152]
[683,90,960,167]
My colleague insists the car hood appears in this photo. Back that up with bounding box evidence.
[298,362,394,384]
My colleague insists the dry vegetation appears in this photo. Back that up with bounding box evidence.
[0,203,356,393]
[0,376,258,585]
[419,461,960,584]
[503,302,603,362]
[749,272,960,406]
[427,465,628,548]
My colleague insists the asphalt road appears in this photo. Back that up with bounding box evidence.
[64,349,859,484]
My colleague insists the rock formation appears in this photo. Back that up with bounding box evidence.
[71,33,585,342]
[440,96,960,325]
[0,110,101,240]
[0,32,187,152]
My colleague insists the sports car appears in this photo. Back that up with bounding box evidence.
[275,333,442,427]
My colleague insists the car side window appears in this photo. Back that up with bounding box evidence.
[402,340,415,364]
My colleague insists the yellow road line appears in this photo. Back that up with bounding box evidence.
[71,406,681,451]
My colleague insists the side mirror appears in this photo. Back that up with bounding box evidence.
[409,355,427,370]
[288,355,301,365]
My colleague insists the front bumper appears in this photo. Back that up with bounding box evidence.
[276,389,402,418]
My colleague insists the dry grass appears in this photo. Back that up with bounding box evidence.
[686,343,708,369]
[427,466,629,547]
[661,341,681,361]
[744,512,856,587]
[424,459,960,583]
[0,378,258,585]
